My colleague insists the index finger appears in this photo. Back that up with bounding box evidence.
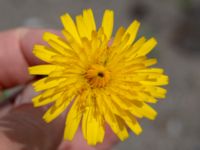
[0,28,59,89]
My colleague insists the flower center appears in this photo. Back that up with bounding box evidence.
[97,72,104,77]
[85,64,110,88]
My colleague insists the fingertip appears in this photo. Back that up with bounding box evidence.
[19,28,61,66]
[0,27,60,89]
[0,104,65,150]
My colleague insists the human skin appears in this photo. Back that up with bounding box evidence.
[0,28,118,150]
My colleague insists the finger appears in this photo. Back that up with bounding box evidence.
[0,82,35,119]
[96,125,118,150]
[12,84,118,150]
[14,83,38,107]
[0,104,65,150]
[0,83,67,150]
[58,127,96,150]
[0,104,12,119]
[0,28,60,89]
[0,85,119,150]
[58,125,118,150]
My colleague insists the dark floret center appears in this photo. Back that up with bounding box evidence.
[98,72,104,77]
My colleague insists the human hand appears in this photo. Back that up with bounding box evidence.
[0,28,118,150]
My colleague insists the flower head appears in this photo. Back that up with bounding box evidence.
[29,9,168,145]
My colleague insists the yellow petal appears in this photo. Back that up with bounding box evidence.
[112,26,126,46]
[64,97,82,140]
[123,20,140,46]
[135,68,164,73]
[116,116,129,140]
[131,36,147,51]
[144,86,167,98]
[33,77,65,92]
[101,10,114,39]
[140,75,169,86]
[43,32,71,51]
[104,109,120,137]
[29,65,57,75]
[136,38,157,57]
[104,89,144,119]
[124,117,142,135]
[43,35,72,57]
[43,95,73,123]
[140,92,158,103]
[83,9,96,33]
[33,93,61,107]
[82,107,89,140]
[81,91,105,145]
[76,15,90,39]
[33,45,57,63]
[87,109,104,145]
[100,93,129,141]
[125,37,147,60]
[101,93,131,139]
[60,13,82,45]
[112,96,143,118]
[144,58,157,66]
[134,102,157,120]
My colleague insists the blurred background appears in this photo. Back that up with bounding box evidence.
[0,0,200,149]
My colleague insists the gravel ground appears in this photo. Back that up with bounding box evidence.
[0,0,200,150]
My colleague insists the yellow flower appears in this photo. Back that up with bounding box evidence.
[29,9,168,145]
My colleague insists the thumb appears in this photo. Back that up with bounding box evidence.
[0,103,65,150]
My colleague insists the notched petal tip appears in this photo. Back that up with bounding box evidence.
[133,20,141,27]
[43,115,51,123]
[149,111,158,120]
[102,9,114,39]
[135,127,143,136]
[150,37,158,46]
